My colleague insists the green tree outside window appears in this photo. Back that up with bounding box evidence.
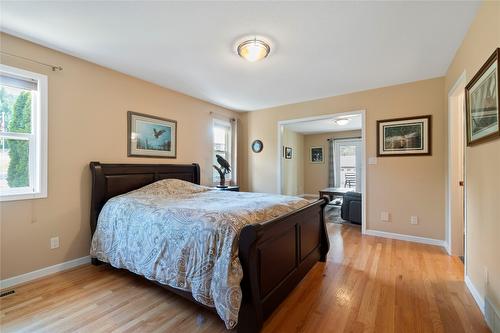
[7,91,31,187]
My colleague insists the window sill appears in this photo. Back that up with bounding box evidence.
[0,191,47,202]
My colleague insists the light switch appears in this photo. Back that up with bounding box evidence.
[368,157,378,165]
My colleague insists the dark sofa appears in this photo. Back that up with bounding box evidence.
[341,192,362,224]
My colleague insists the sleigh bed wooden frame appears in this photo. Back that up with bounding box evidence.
[89,162,329,333]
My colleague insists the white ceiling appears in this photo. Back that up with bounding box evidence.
[0,1,479,111]
[285,114,361,134]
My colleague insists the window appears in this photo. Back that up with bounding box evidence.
[0,65,47,201]
[212,118,234,184]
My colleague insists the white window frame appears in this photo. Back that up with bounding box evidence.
[212,118,232,184]
[0,64,48,202]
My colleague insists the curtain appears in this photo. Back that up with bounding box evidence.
[230,118,238,185]
[328,138,335,187]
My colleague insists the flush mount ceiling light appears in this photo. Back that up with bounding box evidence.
[334,118,351,126]
[237,38,271,62]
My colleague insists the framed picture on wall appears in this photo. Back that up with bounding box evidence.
[465,48,499,146]
[284,146,293,159]
[127,111,177,158]
[310,146,324,163]
[377,115,432,156]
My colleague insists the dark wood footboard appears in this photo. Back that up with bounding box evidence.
[237,197,329,333]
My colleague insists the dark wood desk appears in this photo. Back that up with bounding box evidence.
[319,187,352,201]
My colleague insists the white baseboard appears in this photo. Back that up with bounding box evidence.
[0,255,91,290]
[465,275,500,332]
[465,275,485,313]
[444,241,452,255]
[485,299,500,333]
[364,229,446,247]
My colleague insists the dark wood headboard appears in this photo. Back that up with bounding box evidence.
[89,162,200,236]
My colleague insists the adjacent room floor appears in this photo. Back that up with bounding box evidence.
[0,221,489,333]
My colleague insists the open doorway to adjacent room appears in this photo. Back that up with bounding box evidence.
[277,111,366,232]
[447,72,466,263]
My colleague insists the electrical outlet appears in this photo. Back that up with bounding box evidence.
[410,216,418,225]
[50,237,59,249]
[380,211,390,222]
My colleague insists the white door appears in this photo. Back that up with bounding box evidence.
[334,139,362,192]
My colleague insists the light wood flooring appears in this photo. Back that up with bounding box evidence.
[0,220,490,332]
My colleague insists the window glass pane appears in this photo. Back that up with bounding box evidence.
[339,145,356,189]
[0,86,32,134]
[213,123,232,183]
[0,138,30,189]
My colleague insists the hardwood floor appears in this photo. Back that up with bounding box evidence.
[0,223,489,333]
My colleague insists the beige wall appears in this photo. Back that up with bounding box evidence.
[281,128,304,195]
[445,1,500,322]
[242,77,446,240]
[303,130,361,194]
[0,33,238,280]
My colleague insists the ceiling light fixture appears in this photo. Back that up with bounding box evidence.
[334,118,350,126]
[237,38,270,62]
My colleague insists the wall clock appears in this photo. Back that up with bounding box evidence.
[251,140,263,153]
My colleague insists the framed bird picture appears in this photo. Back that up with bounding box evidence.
[127,111,177,158]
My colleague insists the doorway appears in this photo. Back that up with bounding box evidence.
[277,110,366,234]
[447,72,466,260]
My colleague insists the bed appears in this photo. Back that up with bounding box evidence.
[89,162,329,333]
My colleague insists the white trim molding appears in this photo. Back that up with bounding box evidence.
[465,275,500,332]
[364,229,446,248]
[0,256,91,290]
[465,275,485,313]
[444,241,451,256]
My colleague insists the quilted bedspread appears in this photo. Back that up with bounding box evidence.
[90,179,309,329]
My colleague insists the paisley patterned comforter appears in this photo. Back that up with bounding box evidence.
[90,179,309,329]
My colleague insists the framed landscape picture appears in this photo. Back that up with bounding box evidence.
[465,48,499,146]
[377,115,432,156]
[127,111,177,158]
[310,146,324,163]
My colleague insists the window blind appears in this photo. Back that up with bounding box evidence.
[0,73,38,91]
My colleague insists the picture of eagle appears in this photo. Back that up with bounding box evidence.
[153,128,166,138]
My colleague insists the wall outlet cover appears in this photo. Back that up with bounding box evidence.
[50,237,59,249]
[380,211,389,222]
[410,216,418,225]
